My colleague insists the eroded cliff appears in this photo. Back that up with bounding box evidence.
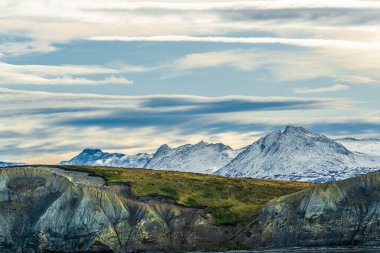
[238,171,380,249]
[0,166,230,252]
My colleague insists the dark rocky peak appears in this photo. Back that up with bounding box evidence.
[154,144,171,156]
[283,125,311,134]
[80,148,104,155]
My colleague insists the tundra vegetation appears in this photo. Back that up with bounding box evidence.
[58,165,311,225]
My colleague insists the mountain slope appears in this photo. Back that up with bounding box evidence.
[145,141,241,173]
[215,126,380,182]
[336,137,380,157]
[59,148,152,168]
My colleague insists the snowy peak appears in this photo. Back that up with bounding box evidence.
[145,141,242,173]
[215,126,380,182]
[59,148,151,168]
[154,144,171,157]
[284,125,309,134]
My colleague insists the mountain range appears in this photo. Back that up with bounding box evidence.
[59,126,380,182]
[59,148,152,168]
[0,161,24,167]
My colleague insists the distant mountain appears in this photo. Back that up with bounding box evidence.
[60,142,243,174]
[145,141,242,173]
[0,161,25,167]
[59,148,152,168]
[215,126,380,182]
[336,137,380,157]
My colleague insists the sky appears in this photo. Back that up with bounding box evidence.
[1,0,380,164]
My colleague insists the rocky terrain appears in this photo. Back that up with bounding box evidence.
[0,166,234,252]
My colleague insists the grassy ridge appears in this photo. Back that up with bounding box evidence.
[57,165,312,225]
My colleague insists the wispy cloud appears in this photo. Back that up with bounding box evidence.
[0,62,133,86]
[89,36,378,49]
[1,0,379,56]
[294,84,350,94]
[168,49,380,86]
[9,1,380,12]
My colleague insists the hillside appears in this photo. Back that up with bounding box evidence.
[57,165,311,225]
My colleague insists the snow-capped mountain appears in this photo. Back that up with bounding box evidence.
[145,141,242,173]
[60,142,243,173]
[215,126,380,182]
[336,137,380,157]
[59,148,152,168]
[0,161,25,167]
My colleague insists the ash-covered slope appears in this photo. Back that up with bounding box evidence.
[59,148,152,168]
[145,141,241,173]
[0,166,230,252]
[238,170,380,249]
[215,126,380,182]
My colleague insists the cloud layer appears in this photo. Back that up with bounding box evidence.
[2,88,379,163]
[0,1,380,163]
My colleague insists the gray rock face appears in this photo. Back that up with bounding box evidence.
[0,166,230,252]
[238,171,380,249]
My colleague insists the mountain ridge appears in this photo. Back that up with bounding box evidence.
[58,126,380,182]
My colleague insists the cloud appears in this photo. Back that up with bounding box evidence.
[175,51,256,71]
[89,35,378,49]
[82,1,380,11]
[293,84,350,94]
[169,48,380,84]
[1,88,379,163]
[1,0,379,57]
[0,62,133,86]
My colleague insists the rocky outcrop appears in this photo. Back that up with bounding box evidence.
[237,170,380,249]
[0,166,231,252]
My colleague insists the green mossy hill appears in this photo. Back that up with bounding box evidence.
[57,165,312,225]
